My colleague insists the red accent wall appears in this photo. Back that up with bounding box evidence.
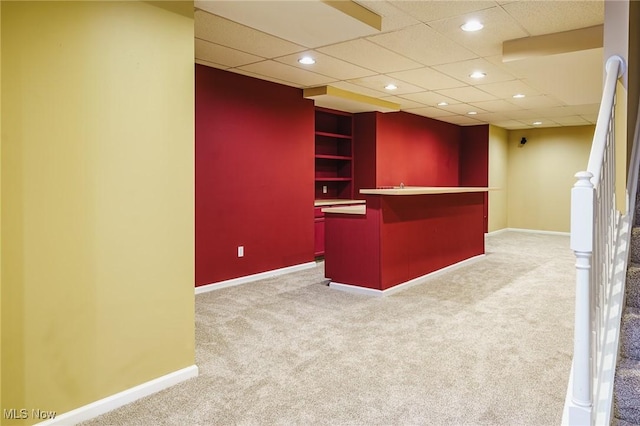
[459,125,489,186]
[375,112,461,187]
[195,65,315,286]
[459,125,489,232]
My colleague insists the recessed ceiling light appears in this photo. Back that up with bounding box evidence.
[385,84,398,90]
[513,94,526,99]
[533,121,542,125]
[461,20,483,32]
[469,71,486,79]
[437,101,449,106]
[298,56,315,65]
[467,111,478,115]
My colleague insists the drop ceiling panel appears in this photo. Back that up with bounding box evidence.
[433,58,517,85]
[429,6,529,57]
[238,61,337,87]
[475,79,541,99]
[317,38,422,73]
[468,99,523,112]
[368,24,477,66]
[553,115,592,126]
[509,95,563,109]
[404,106,455,118]
[437,115,483,126]
[233,68,300,87]
[195,39,263,68]
[392,1,497,23]
[502,1,604,36]
[275,51,376,80]
[195,0,381,48]
[381,95,425,109]
[437,103,487,115]
[195,10,305,58]
[492,120,532,130]
[195,59,230,70]
[400,91,462,107]
[357,1,421,32]
[387,67,466,91]
[347,75,425,95]
[330,81,390,98]
[435,86,497,103]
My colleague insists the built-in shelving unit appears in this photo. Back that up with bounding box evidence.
[314,107,353,200]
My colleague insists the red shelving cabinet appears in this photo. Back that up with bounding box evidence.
[314,107,354,200]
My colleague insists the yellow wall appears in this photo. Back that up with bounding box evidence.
[506,125,594,232]
[1,1,195,423]
[488,125,508,232]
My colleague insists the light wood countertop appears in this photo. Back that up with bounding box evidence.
[314,199,366,207]
[321,204,366,215]
[360,186,495,196]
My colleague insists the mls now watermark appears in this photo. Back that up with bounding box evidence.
[4,408,57,420]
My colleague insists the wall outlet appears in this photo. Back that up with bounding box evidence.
[237,246,244,257]
[322,185,328,194]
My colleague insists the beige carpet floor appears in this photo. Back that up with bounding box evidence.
[82,231,575,426]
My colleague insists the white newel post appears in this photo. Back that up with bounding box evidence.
[569,171,596,425]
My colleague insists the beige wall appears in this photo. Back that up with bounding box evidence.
[488,125,509,232]
[1,1,194,422]
[506,125,594,232]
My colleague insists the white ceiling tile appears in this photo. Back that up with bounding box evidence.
[195,0,381,48]
[347,74,425,95]
[393,1,497,23]
[468,99,522,112]
[195,39,263,68]
[509,95,563,109]
[472,112,511,122]
[437,103,488,115]
[475,79,541,99]
[436,115,484,126]
[195,10,305,58]
[381,96,426,109]
[237,61,337,87]
[232,68,301,88]
[400,91,463,107]
[367,24,477,66]
[404,107,456,118]
[429,6,528,57]
[330,81,390,98]
[357,1,421,32]
[195,59,230,70]
[387,67,466,90]
[492,120,532,130]
[435,86,497,103]
[502,1,604,36]
[317,38,422,73]
[433,58,517,85]
[547,115,592,126]
[274,51,376,80]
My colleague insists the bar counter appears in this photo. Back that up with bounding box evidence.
[324,187,490,295]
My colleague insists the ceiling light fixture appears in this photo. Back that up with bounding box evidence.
[533,121,542,125]
[437,101,449,106]
[298,56,315,65]
[467,111,478,115]
[461,20,483,32]
[513,94,526,99]
[385,84,398,90]
[469,71,486,79]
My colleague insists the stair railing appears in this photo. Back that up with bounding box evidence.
[564,55,625,426]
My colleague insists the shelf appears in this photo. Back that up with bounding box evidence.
[315,131,352,139]
[315,177,352,182]
[315,154,352,160]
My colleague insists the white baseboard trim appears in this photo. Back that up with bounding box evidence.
[35,365,198,426]
[487,227,570,237]
[195,261,317,295]
[329,254,485,297]
[485,228,509,236]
